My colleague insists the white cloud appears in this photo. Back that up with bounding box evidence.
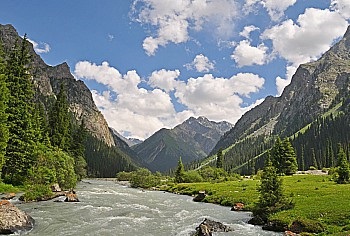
[240,25,259,39]
[331,0,350,19]
[148,69,181,92]
[132,0,238,55]
[75,61,266,139]
[244,0,296,21]
[27,38,50,54]
[185,54,215,73]
[231,40,268,67]
[262,8,348,94]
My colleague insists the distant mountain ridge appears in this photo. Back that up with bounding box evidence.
[133,116,232,172]
[210,25,350,174]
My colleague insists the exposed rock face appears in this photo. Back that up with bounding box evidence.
[212,25,350,155]
[0,200,35,234]
[0,24,115,146]
[193,218,233,236]
[133,116,232,172]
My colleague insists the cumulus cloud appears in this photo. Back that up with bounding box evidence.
[331,0,350,19]
[27,38,50,54]
[75,61,266,139]
[231,40,268,67]
[240,25,259,39]
[185,54,215,73]
[262,8,348,94]
[244,0,296,21]
[131,0,238,55]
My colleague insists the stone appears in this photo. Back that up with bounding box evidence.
[231,202,244,211]
[0,200,35,234]
[193,191,206,202]
[65,191,79,202]
[1,193,16,200]
[193,218,233,236]
[50,183,62,192]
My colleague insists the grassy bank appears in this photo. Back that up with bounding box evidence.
[160,175,350,235]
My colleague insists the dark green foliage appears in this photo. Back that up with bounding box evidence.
[175,157,185,183]
[253,155,293,223]
[270,137,298,175]
[336,145,350,184]
[0,42,9,178]
[70,120,87,180]
[85,134,137,177]
[2,35,38,184]
[216,148,223,169]
[49,84,70,151]
[129,168,161,188]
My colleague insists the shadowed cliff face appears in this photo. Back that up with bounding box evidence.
[0,24,115,146]
[212,25,350,154]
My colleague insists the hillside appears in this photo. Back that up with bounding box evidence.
[133,116,232,172]
[211,25,350,174]
[0,24,139,177]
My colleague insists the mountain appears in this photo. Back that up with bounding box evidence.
[0,24,139,176]
[110,128,142,147]
[211,25,350,174]
[133,116,232,172]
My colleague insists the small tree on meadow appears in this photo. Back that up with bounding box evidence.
[175,157,185,183]
[336,145,350,184]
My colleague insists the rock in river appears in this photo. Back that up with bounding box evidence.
[0,200,35,234]
[193,218,233,236]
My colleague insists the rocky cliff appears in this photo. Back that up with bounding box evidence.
[133,116,232,172]
[0,24,115,146]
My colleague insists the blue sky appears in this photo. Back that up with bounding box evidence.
[1,0,349,139]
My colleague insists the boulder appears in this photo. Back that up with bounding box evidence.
[65,191,79,202]
[193,191,206,202]
[0,200,35,234]
[1,193,16,200]
[231,202,244,211]
[193,218,233,236]
[50,183,62,192]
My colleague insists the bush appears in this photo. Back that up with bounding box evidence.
[183,170,204,183]
[21,184,53,202]
[130,168,161,188]
[116,171,133,181]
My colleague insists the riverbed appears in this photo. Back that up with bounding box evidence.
[16,179,281,235]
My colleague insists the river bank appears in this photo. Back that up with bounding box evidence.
[160,175,350,235]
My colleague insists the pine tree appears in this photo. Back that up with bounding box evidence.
[216,148,223,169]
[3,35,38,184]
[49,83,71,151]
[70,119,87,180]
[281,138,298,175]
[175,157,185,183]
[0,41,9,179]
[336,145,350,184]
[271,137,284,174]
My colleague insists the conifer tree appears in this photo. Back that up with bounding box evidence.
[216,148,223,169]
[336,145,350,184]
[175,157,185,183]
[3,35,38,184]
[270,137,284,174]
[49,83,71,151]
[281,138,298,175]
[70,119,87,180]
[0,42,9,179]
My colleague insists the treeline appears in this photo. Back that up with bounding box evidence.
[0,35,86,199]
[85,134,137,177]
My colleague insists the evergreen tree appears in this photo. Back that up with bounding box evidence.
[3,35,37,184]
[253,153,292,222]
[49,83,70,151]
[281,138,298,175]
[175,157,185,183]
[270,137,284,174]
[216,148,223,169]
[0,42,9,179]
[70,119,87,180]
[336,145,350,184]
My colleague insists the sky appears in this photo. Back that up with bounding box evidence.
[1,0,349,140]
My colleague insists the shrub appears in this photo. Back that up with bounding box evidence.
[183,170,204,183]
[116,171,133,181]
[21,184,53,202]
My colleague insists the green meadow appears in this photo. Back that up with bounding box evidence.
[161,174,350,235]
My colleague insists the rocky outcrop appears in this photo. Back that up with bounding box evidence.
[1,193,16,200]
[0,200,35,234]
[65,191,79,202]
[193,218,233,236]
[0,24,115,147]
[231,202,244,211]
[193,191,206,202]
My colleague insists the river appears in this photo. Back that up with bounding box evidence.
[16,179,281,235]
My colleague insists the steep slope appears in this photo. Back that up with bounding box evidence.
[211,25,350,173]
[0,24,139,176]
[133,117,232,172]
